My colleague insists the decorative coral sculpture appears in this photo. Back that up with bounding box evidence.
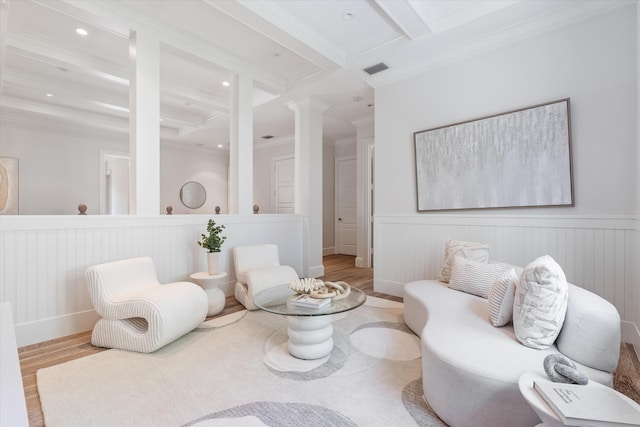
[289,278,324,294]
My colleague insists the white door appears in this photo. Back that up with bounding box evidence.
[273,155,294,213]
[335,156,357,255]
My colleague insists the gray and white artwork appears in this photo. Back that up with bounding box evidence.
[414,99,573,211]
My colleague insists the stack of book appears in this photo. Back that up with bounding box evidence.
[290,294,331,310]
[533,380,640,427]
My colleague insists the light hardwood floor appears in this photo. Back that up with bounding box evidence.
[19,255,640,426]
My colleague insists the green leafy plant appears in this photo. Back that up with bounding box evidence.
[197,219,226,253]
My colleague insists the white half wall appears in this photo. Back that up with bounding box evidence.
[374,5,639,344]
[0,214,303,346]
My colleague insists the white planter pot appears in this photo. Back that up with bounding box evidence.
[206,252,219,275]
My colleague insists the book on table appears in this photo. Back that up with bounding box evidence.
[290,294,331,309]
[533,380,640,427]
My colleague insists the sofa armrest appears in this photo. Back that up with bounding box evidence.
[556,283,621,373]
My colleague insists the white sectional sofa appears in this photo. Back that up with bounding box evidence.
[404,278,621,427]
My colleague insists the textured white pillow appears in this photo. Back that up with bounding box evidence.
[513,255,569,349]
[438,239,490,283]
[488,269,519,327]
[448,256,512,299]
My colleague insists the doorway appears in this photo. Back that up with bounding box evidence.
[335,156,357,255]
[100,151,129,215]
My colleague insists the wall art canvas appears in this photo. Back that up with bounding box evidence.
[414,99,573,211]
[0,157,19,214]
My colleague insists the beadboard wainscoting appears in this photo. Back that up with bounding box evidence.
[374,214,640,346]
[0,215,304,347]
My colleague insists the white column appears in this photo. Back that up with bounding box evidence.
[129,29,160,215]
[287,98,329,277]
[229,73,253,215]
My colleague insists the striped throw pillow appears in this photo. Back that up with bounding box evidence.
[449,256,512,299]
[488,268,519,326]
[438,239,490,283]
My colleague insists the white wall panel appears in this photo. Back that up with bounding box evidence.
[0,214,303,346]
[374,215,638,328]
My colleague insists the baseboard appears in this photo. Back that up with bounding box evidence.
[15,309,100,348]
[323,247,335,256]
[374,278,404,298]
[355,257,365,268]
[308,264,325,278]
[621,320,640,361]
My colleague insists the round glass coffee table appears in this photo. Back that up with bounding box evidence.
[253,284,366,360]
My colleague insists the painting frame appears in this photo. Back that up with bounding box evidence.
[414,98,574,212]
[0,156,19,215]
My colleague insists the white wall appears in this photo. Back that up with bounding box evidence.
[374,6,639,344]
[0,123,127,215]
[0,122,232,215]
[160,143,228,214]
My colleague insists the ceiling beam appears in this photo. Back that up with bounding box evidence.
[52,0,287,93]
[374,0,431,40]
[206,0,346,71]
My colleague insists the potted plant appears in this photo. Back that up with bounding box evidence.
[197,219,226,275]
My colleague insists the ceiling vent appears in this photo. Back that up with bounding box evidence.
[363,62,389,75]
[261,135,274,140]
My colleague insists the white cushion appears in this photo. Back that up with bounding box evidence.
[513,255,569,349]
[449,256,511,299]
[488,269,519,326]
[437,239,490,283]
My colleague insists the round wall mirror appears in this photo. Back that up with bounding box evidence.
[180,181,206,209]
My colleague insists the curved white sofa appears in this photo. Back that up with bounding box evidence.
[404,279,621,427]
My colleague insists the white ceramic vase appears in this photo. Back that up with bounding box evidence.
[206,251,219,275]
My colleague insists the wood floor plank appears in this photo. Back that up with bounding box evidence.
[18,255,639,426]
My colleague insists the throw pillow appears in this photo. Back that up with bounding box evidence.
[488,268,519,327]
[448,256,512,299]
[513,255,569,349]
[437,239,490,283]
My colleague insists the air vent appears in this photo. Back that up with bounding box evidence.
[261,135,274,140]
[363,62,389,75]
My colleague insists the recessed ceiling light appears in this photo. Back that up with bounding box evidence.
[217,144,223,148]
[222,81,230,87]
[342,12,354,20]
[46,93,53,97]
[75,27,88,36]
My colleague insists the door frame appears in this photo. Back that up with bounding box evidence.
[99,150,129,215]
[334,154,357,255]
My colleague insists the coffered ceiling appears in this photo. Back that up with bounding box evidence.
[0,0,632,150]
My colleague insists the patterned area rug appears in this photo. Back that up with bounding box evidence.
[37,297,446,427]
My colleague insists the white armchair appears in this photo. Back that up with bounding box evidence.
[233,244,299,310]
[85,257,208,353]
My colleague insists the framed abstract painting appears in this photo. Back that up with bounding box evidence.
[414,99,573,211]
[0,157,19,214]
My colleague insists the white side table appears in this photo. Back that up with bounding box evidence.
[190,272,227,317]
[518,372,640,427]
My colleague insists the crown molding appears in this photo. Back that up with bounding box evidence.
[350,114,374,127]
[366,0,635,88]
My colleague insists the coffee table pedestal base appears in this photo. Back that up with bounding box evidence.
[287,315,333,360]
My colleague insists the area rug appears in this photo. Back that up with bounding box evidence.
[37,297,446,427]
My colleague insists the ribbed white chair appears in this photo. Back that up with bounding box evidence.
[86,257,208,353]
[233,244,298,310]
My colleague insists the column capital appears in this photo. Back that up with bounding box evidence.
[286,97,330,114]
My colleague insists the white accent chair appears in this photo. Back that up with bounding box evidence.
[85,257,208,353]
[233,244,299,310]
